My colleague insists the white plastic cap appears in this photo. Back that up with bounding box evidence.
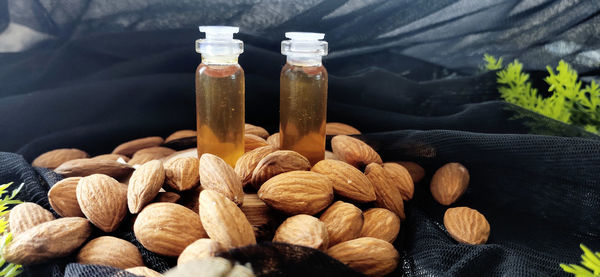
[281,32,328,56]
[285,32,324,41]
[196,26,243,58]
[199,26,239,40]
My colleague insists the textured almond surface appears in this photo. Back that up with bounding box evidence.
[134,203,207,256]
[383,163,414,201]
[273,214,329,251]
[311,159,376,202]
[77,174,128,232]
[324,151,340,161]
[430,162,470,206]
[331,135,382,169]
[199,154,244,205]
[9,202,55,236]
[240,194,273,230]
[360,208,401,243]
[112,136,164,156]
[126,266,163,277]
[266,133,280,148]
[165,130,197,143]
[91,154,130,162]
[319,201,363,246]
[163,148,198,164]
[55,158,133,178]
[245,124,269,139]
[395,161,425,183]
[234,145,278,187]
[128,160,165,213]
[48,177,85,217]
[32,148,89,169]
[444,207,490,245]
[164,157,199,191]
[327,237,399,277]
[244,134,269,153]
[178,238,225,265]
[129,147,175,165]
[77,236,144,269]
[258,171,333,215]
[3,217,91,265]
[365,163,405,220]
[326,122,361,136]
[199,190,256,249]
[251,150,311,187]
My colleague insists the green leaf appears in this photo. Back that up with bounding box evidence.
[483,54,503,70]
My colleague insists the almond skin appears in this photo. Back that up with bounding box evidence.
[55,158,133,179]
[164,157,199,191]
[48,177,85,217]
[199,190,256,249]
[163,148,198,164]
[129,147,175,166]
[112,136,164,156]
[326,122,361,136]
[128,160,166,213]
[32,148,89,169]
[91,154,130,162]
[430,162,470,206]
[383,163,414,201]
[76,174,128,232]
[258,171,333,215]
[444,207,490,244]
[240,194,274,239]
[360,208,401,243]
[324,151,340,161]
[134,203,207,256]
[395,161,425,183]
[319,201,363,246]
[178,238,225,265]
[199,154,244,205]
[364,163,405,220]
[244,134,269,153]
[311,159,376,202]
[77,236,144,269]
[165,130,197,143]
[331,135,382,169]
[126,267,163,277]
[273,214,329,251]
[3,217,91,265]
[245,124,269,139]
[327,237,399,277]
[266,133,280,148]
[9,202,55,236]
[251,150,311,188]
[234,145,278,187]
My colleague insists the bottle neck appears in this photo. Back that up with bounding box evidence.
[286,54,322,67]
[201,55,239,65]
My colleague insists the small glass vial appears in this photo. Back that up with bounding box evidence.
[195,26,245,166]
[280,32,328,165]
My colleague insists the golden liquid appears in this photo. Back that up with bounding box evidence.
[280,63,327,165]
[196,63,245,167]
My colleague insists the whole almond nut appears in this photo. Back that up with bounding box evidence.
[364,163,405,220]
[77,236,144,269]
[48,177,85,217]
[245,124,269,139]
[165,130,197,143]
[266,133,280,148]
[128,153,160,166]
[163,148,198,164]
[244,134,269,153]
[77,174,128,232]
[133,146,175,159]
[134,203,207,256]
[92,154,130,162]
[273,214,328,251]
[126,266,163,277]
[154,191,181,203]
[251,150,311,188]
[164,157,199,191]
[319,201,363,246]
[430,162,469,206]
[3,217,91,265]
[128,160,166,213]
[395,161,425,183]
[178,238,225,265]
[444,207,490,244]
[326,122,361,136]
[234,145,278,187]
[199,190,256,249]
[331,135,382,169]
[113,136,164,157]
[9,202,55,236]
[383,163,414,201]
[258,171,333,215]
[240,194,274,231]
[199,154,244,206]
[32,148,89,169]
[360,208,401,243]
[55,158,133,179]
[327,237,399,276]
[311,159,376,202]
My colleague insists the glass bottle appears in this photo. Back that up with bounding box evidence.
[195,26,245,166]
[280,32,328,165]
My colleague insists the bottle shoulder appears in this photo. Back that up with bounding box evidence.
[281,63,327,77]
[197,63,244,78]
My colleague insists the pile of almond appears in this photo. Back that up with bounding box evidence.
[5,123,490,276]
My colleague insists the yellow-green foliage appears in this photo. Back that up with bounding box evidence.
[561,244,600,277]
[0,182,23,277]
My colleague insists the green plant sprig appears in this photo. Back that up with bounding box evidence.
[0,182,24,277]
[561,244,600,276]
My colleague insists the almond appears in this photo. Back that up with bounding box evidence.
[48,177,85,217]
[128,160,166,213]
[165,130,197,143]
[430,162,469,205]
[364,163,405,220]
[91,154,130,162]
[383,163,414,200]
[132,146,175,159]
[77,236,144,269]
[234,145,278,187]
[163,148,198,164]
[324,151,340,160]
[199,154,244,205]
[395,161,425,183]
[258,171,333,215]
[54,158,133,179]
[266,132,280,148]
[32,148,89,169]
[273,214,328,251]
[199,190,256,249]
[360,208,400,243]
[245,124,269,139]
[178,238,225,265]
[113,136,164,156]
[326,122,361,136]
[134,203,207,256]
[128,153,159,166]
[444,207,490,244]
[126,266,163,277]
[240,194,274,231]
[244,134,269,153]
[327,237,399,276]
[251,150,311,188]
[77,174,128,232]
[154,191,181,203]
[164,157,199,191]
[9,202,55,236]
[319,201,363,246]
[3,217,91,265]
[311,160,376,202]
[331,135,382,169]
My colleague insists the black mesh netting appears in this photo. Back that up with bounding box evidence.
[1,0,600,276]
